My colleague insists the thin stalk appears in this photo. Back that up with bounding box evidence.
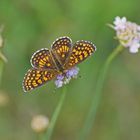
[78,45,124,140]
[44,86,67,140]
[38,133,44,140]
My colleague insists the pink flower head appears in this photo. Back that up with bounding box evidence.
[111,16,140,53]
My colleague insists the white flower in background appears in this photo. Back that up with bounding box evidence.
[55,67,79,88]
[111,16,140,53]
[31,115,49,133]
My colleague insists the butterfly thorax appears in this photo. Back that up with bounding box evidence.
[51,50,64,73]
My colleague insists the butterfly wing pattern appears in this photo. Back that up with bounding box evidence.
[51,36,72,65]
[65,40,96,69]
[23,36,96,92]
[23,69,58,92]
[30,48,57,70]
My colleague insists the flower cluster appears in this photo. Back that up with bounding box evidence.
[55,67,79,88]
[111,16,140,53]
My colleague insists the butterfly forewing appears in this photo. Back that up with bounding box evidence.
[23,69,58,92]
[31,48,57,70]
[51,36,72,65]
[65,40,96,68]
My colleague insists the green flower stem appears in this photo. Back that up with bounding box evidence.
[38,133,44,140]
[44,86,67,140]
[79,45,124,140]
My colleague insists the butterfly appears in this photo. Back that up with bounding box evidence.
[22,36,96,92]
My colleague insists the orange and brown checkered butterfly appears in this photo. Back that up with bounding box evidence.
[22,36,96,92]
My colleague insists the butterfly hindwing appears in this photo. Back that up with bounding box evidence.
[65,40,96,68]
[22,69,58,92]
[31,48,57,70]
[51,36,72,65]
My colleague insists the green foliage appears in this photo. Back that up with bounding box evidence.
[0,0,140,140]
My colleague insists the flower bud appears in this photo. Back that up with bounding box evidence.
[31,115,49,133]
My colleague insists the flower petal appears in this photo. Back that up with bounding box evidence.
[55,80,63,88]
[129,42,140,53]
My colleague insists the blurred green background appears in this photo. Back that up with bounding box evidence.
[0,0,140,140]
